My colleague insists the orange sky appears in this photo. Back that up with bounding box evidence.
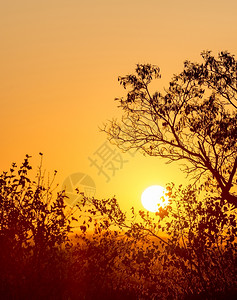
[1,0,237,212]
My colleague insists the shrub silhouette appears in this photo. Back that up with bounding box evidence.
[0,156,237,299]
[79,183,237,299]
[0,155,72,299]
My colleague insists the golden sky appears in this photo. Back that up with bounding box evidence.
[1,0,237,211]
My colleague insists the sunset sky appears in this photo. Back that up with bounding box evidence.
[1,0,237,211]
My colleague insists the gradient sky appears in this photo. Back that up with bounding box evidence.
[1,0,237,211]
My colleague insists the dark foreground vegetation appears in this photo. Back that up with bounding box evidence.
[0,156,237,300]
[1,51,237,299]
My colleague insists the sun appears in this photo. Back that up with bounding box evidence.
[141,185,169,212]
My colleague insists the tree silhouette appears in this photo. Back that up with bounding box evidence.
[0,155,72,298]
[104,51,237,207]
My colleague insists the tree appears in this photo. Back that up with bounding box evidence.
[0,155,72,298]
[103,51,237,207]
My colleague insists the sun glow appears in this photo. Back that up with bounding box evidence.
[141,185,169,212]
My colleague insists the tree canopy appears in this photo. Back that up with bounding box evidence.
[104,51,237,207]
